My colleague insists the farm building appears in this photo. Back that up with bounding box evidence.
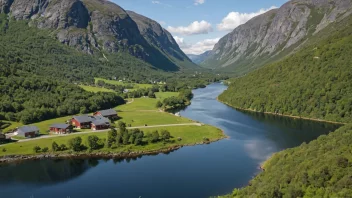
[14,126,39,138]
[93,109,118,119]
[72,115,95,129]
[49,124,73,134]
[91,119,110,130]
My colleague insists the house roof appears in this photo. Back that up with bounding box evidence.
[17,126,39,133]
[73,115,95,123]
[97,109,117,117]
[50,124,70,129]
[92,119,110,126]
[94,115,110,123]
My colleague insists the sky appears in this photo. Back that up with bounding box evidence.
[112,0,289,55]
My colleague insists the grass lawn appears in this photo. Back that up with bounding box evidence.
[1,121,22,132]
[118,111,194,127]
[0,125,224,157]
[95,78,154,89]
[155,92,179,100]
[117,98,159,111]
[79,85,115,93]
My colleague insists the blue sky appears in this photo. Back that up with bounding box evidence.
[112,0,288,54]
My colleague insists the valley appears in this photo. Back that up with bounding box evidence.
[1,0,352,197]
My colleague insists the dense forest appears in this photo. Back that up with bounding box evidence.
[0,76,125,124]
[220,124,352,198]
[219,16,352,123]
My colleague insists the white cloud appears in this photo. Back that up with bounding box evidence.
[217,6,277,31]
[151,1,172,7]
[194,0,205,5]
[167,20,212,35]
[174,36,219,55]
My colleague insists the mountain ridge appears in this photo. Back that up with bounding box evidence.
[202,0,352,75]
[0,0,197,71]
[187,51,212,64]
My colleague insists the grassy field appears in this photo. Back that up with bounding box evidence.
[117,98,159,111]
[95,78,154,89]
[155,92,179,100]
[0,125,223,157]
[79,85,115,93]
[118,111,195,127]
[1,121,22,132]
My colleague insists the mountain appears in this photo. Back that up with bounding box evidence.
[187,51,212,64]
[0,0,196,71]
[202,0,352,75]
[127,11,197,69]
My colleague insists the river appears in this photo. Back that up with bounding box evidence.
[0,83,340,198]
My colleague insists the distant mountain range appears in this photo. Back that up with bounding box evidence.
[187,51,212,64]
[0,0,197,71]
[202,0,352,75]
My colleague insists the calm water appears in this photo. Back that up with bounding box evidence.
[0,83,340,198]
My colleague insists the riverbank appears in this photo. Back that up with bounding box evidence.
[0,134,226,164]
[217,98,346,125]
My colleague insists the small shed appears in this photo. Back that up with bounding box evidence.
[93,109,118,119]
[50,124,72,134]
[15,126,39,138]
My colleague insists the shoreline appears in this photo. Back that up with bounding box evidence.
[217,97,346,125]
[216,97,345,173]
[0,133,227,165]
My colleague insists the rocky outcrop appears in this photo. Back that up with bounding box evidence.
[202,0,352,74]
[127,11,194,65]
[0,0,196,71]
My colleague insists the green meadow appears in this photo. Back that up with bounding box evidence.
[0,125,224,157]
[79,85,115,93]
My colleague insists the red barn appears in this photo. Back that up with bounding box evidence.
[91,119,110,130]
[72,115,95,129]
[49,124,72,134]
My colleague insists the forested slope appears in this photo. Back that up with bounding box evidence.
[219,16,352,123]
[0,14,168,83]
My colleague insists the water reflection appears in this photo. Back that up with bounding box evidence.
[0,159,91,185]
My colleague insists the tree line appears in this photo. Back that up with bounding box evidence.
[36,122,174,154]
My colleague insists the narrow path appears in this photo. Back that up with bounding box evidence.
[126,98,134,104]
[2,123,202,145]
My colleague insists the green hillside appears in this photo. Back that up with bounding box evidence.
[219,16,352,123]
[0,14,168,84]
[217,12,352,198]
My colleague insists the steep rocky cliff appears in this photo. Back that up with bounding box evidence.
[202,0,352,74]
[0,0,196,71]
[127,11,196,69]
